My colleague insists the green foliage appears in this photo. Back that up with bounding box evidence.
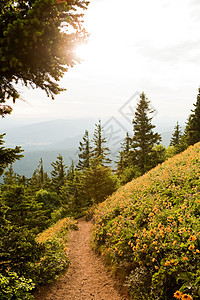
[118,165,142,185]
[92,120,111,166]
[51,154,67,193]
[85,203,98,221]
[152,144,166,165]
[0,134,23,176]
[170,121,182,147]
[0,0,89,109]
[32,238,70,286]
[165,145,176,159]
[82,159,119,204]
[35,189,61,219]
[131,92,161,174]
[116,132,132,178]
[1,184,47,231]
[92,142,200,300]
[184,88,200,146]
[29,158,51,192]
[3,165,18,185]
[77,130,92,170]
[0,223,44,276]
[60,169,85,216]
[0,272,35,300]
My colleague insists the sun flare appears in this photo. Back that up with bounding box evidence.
[75,43,90,60]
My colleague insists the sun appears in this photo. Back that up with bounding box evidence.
[75,43,90,60]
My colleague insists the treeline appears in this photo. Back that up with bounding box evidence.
[116,89,200,184]
[2,88,200,218]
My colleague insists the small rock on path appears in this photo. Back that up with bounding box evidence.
[34,218,129,300]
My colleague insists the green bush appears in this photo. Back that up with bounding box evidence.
[0,272,35,300]
[32,238,70,286]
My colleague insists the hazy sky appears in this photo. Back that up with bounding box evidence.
[6,0,200,128]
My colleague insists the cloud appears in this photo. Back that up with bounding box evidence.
[134,40,200,65]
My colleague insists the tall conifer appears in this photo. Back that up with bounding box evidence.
[184,88,200,146]
[92,120,111,166]
[170,122,182,146]
[132,92,161,174]
[77,130,92,170]
[116,132,132,174]
[51,154,67,193]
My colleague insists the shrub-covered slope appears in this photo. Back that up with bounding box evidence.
[0,217,77,300]
[92,143,200,300]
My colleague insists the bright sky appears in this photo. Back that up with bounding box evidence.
[6,0,200,129]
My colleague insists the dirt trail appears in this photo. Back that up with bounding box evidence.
[34,219,129,300]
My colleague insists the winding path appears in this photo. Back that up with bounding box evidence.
[34,219,129,300]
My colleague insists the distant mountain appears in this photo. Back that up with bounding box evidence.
[0,118,180,178]
[12,149,78,178]
[3,118,97,150]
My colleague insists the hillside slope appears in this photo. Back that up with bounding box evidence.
[92,142,200,300]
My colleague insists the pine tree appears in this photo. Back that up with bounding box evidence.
[92,120,111,166]
[184,87,200,146]
[3,165,17,185]
[66,161,75,182]
[60,170,85,215]
[0,0,89,110]
[0,133,23,176]
[116,134,141,185]
[132,92,161,174]
[30,158,50,191]
[82,159,119,204]
[116,132,132,174]
[51,154,67,193]
[170,122,182,146]
[77,130,92,170]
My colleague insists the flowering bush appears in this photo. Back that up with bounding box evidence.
[34,217,78,285]
[92,143,200,299]
[36,217,78,244]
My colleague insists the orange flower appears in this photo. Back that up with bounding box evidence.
[189,235,197,241]
[171,259,175,264]
[181,294,193,300]
[188,244,195,251]
[183,256,188,261]
[174,290,182,299]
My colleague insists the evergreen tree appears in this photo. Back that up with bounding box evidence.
[82,159,119,204]
[1,184,47,232]
[51,154,67,193]
[60,170,85,216]
[132,92,161,174]
[3,165,17,185]
[184,87,200,146]
[0,133,23,176]
[30,158,50,191]
[35,189,60,219]
[170,122,182,146]
[92,120,111,166]
[77,130,92,170]
[116,132,132,174]
[0,0,89,109]
[66,161,75,182]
